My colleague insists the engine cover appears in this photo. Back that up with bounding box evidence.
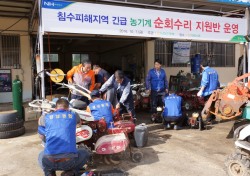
[95,133,129,154]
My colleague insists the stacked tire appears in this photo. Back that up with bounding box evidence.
[0,110,25,139]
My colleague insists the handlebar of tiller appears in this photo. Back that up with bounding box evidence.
[56,83,91,100]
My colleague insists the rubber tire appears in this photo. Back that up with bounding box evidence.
[131,150,143,163]
[0,126,25,139]
[0,120,24,132]
[225,152,250,176]
[0,110,20,123]
[103,155,121,165]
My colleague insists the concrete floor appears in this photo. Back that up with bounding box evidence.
[0,111,239,176]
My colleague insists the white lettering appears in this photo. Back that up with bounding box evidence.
[44,2,55,6]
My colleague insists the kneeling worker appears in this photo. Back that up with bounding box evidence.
[86,90,115,129]
[38,98,91,176]
[163,91,185,130]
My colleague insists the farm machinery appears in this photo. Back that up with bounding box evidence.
[201,73,250,121]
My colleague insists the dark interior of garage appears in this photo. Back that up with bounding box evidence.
[32,35,146,96]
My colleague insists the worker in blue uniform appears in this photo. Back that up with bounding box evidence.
[197,60,219,98]
[100,70,135,120]
[86,90,115,129]
[197,59,220,122]
[162,91,185,130]
[38,98,90,176]
[146,59,168,118]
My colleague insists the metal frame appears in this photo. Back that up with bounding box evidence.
[0,0,248,99]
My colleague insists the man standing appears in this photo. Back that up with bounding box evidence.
[197,60,219,122]
[100,70,135,119]
[38,98,90,176]
[66,60,95,104]
[146,59,168,117]
[162,91,185,130]
[197,60,219,98]
[86,90,115,129]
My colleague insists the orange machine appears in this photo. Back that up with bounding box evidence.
[201,73,250,120]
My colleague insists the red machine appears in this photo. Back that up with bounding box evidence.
[131,83,150,109]
[95,133,129,155]
[112,112,135,134]
[177,89,205,111]
[201,73,250,120]
[76,110,140,164]
[29,77,142,164]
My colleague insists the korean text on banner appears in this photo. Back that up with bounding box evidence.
[41,0,247,43]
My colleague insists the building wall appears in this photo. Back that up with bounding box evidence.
[145,40,243,85]
[0,16,244,103]
[100,42,144,80]
[0,17,32,103]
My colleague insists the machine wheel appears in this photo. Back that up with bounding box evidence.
[225,153,250,176]
[131,150,143,163]
[103,155,121,165]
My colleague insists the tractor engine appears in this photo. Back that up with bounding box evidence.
[217,82,248,118]
[201,73,250,120]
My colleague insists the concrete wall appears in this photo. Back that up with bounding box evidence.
[100,42,144,80]
[145,40,155,73]
[0,17,32,103]
[145,40,243,85]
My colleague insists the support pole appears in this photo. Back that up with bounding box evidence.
[38,0,45,99]
[248,8,250,76]
[243,43,246,75]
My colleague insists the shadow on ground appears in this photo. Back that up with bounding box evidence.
[21,110,171,175]
[84,112,170,175]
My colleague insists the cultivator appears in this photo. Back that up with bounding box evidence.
[177,90,205,111]
[201,73,250,120]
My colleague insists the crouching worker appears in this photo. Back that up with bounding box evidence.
[163,91,185,130]
[86,90,115,129]
[38,98,91,176]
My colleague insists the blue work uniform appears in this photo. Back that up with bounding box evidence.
[163,94,182,118]
[146,68,168,92]
[200,66,219,97]
[146,68,168,113]
[89,99,114,129]
[100,74,135,117]
[44,109,77,155]
[38,109,90,176]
